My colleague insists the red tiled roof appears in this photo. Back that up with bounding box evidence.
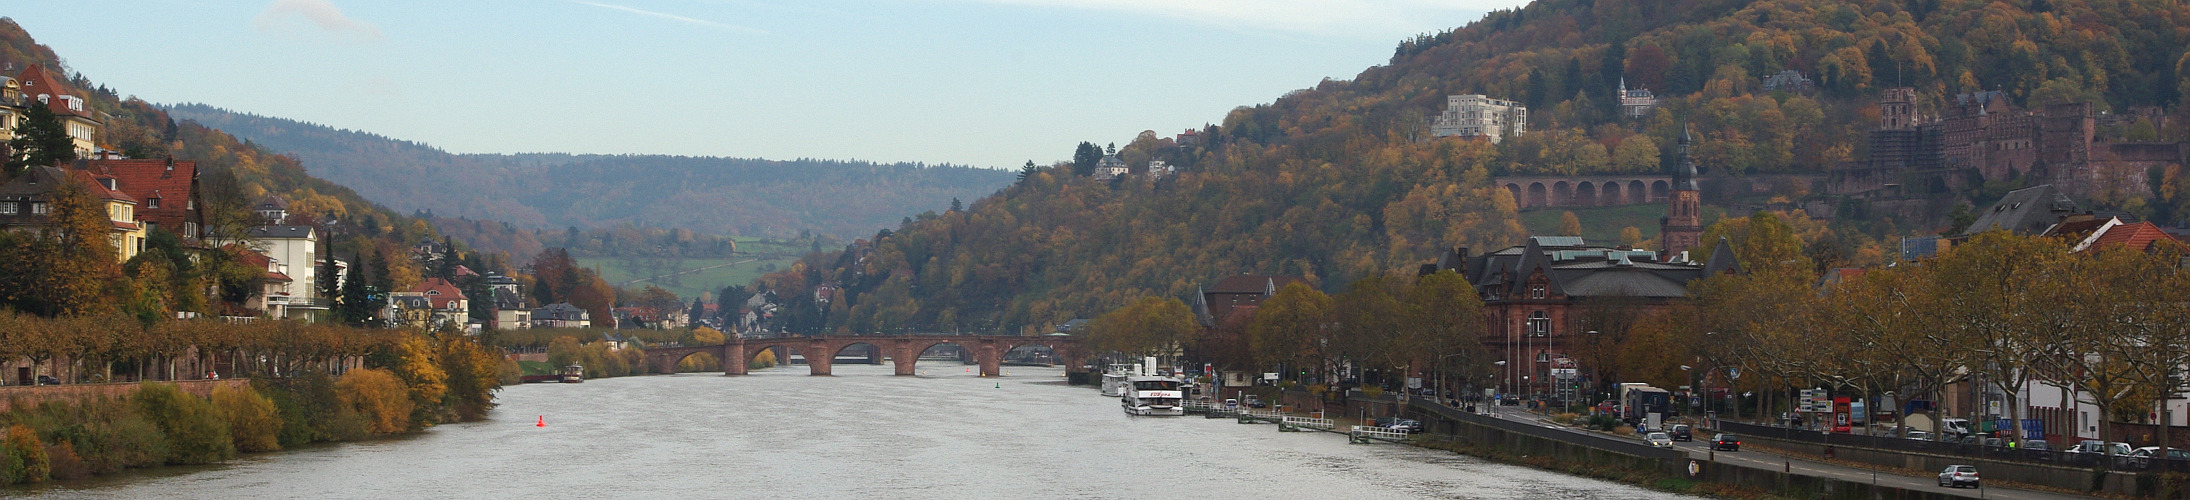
[83,159,196,234]
[16,65,83,117]
[408,277,468,310]
[2086,222,2181,253]
[225,245,285,282]
[65,169,135,204]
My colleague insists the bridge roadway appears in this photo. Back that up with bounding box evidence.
[642,335,1084,377]
[1479,407,2080,499]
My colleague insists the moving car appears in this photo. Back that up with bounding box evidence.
[1670,424,1693,441]
[1937,465,1979,488]
[1643,432,1674,448]
[1711,433,1741,451]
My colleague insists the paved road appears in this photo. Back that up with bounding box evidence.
[1477,408,2088,500]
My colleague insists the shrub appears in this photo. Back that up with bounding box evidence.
[1613,425,1636,436]
[54,397,168,473]
[1,424,46,484]
[335,368,414,435]
[211,385,282,452]
[41,441,86,480]
[135,383,235,464]
[752,348,777,368]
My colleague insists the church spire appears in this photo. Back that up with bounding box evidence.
[1673,124,1699,191]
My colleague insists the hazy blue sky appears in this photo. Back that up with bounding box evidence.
[10,0,1524,168]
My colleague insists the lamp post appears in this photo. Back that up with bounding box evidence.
[1493,360,1508,416]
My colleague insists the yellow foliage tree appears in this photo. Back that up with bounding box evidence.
[336,368,414,435]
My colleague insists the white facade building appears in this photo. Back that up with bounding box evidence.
[244,225,323,320]
[1429,94,1528,144]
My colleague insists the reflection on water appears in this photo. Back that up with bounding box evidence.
[15,364,1695,499]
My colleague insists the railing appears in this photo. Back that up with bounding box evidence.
[1713,420,2190,473]
[1281,416,1335,432]
[1350,425,1409,443]
[1411,399,1687,461]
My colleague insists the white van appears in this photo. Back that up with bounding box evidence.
[1938,418,1974,437]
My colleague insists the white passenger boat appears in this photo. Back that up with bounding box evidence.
[1099,364,1132,397]
[1121,376,1185,416]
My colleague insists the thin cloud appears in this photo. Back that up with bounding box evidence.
[572,1,767,34]
[253,0,382,41]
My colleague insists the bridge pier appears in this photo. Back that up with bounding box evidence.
[976,339,1002,377]
[890,340,918,376]
[725,341,748,375]
[804,339,834,376]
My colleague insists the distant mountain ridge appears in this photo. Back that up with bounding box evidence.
[165,104,1017,240]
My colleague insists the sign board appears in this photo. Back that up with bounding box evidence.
[1551,368,1578,378]
[1264,372,1279,381]
[1406,377,1422,390]
[2022,419,2044,440]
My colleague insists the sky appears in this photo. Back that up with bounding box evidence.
[9,0,1528,168]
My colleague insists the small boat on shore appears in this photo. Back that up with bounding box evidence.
[559,365,584,383]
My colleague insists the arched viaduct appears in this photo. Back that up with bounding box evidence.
[643,335,1086,377]
[1496,175,1672,209]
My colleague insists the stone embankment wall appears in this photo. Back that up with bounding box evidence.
[0,379,250,413]
[1406,401,1979,500]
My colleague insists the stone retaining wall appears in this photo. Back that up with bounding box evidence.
[0,379,250,413]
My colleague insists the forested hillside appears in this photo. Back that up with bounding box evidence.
[747,0,2190,336]
[164,104,1018,240]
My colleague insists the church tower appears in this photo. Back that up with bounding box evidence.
[1660,125,1703,259]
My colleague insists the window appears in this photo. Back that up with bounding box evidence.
[1528,311,1550,337]
[30,203,48,215]
[0,202,14,215]
[147,197,160,209]
[1529,283,1547,299]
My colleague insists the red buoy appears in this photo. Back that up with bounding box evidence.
[536,415,546,427]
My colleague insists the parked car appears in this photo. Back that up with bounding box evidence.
[1670,424,1693,441]
[34,375,58,385]
[1711,433,1741,451]
[1904,430,1931,441]
[2069,440,2133,456]
[1937,465,1979,488]
[1244,396,1268,409]
[1222,398,1239,409]
[2129,447,2190,467]
[1387,418,1425,434]
[1644,432,1674,448]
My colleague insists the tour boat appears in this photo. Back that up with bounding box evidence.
[1120,376,1185,416]
[559,364,584,383]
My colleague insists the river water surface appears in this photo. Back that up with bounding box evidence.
[17,364,1696,499]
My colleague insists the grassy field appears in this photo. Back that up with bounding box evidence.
[1517,204,1730,245]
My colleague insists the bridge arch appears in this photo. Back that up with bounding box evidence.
[1505,184,1522,208]
[1601,181,1623,205]
[1651,180,1670,201]
[1526,182,1548,208]
[1552,181,1572,206]
[1575,181,1597,206]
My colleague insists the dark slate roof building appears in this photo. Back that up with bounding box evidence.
[1961,184,2078,237]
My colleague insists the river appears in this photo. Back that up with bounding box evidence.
[16,363,1697,499]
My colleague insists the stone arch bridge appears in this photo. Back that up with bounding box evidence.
[643,335,1086,377]
[1496,175,1673,209]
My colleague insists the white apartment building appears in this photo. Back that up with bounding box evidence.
[1430,94,1528,144]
